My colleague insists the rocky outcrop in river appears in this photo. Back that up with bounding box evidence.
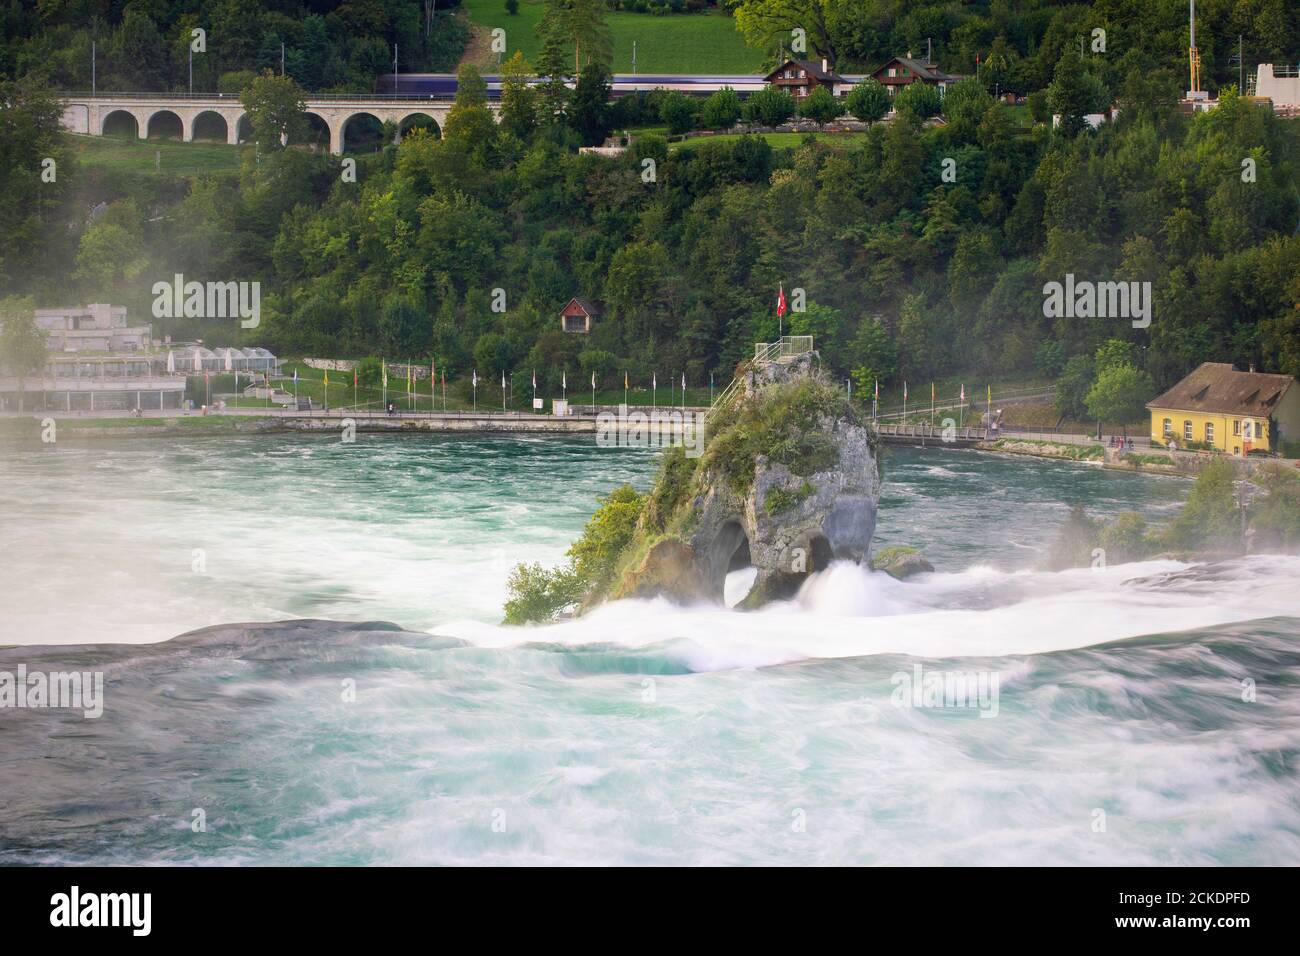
[603,353,881,609]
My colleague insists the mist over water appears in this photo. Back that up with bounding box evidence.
[1,434,1297,865]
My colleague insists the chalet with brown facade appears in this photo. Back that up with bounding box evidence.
[764,58,847,100]
[560,297,602,334]
[869,56,963,99]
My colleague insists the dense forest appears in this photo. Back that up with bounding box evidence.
[1,0,1298,410]
[0,0,468,92]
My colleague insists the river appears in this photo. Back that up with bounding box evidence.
[1,434,1297,864]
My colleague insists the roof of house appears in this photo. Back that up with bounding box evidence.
[1146,362,1296,417]
[873,56,962,83]
[764,59,846,84]
[562,297,603,316]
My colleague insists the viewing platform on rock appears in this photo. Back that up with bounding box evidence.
[754,336,816,366]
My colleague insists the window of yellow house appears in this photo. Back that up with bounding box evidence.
[1233,420,1241,436]
[1205,422,1214,443]
[1183,421,1193,440]
[1162,418,1172,435]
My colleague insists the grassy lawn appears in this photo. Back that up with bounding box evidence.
[463,1,762,73]
[68,133,249,176]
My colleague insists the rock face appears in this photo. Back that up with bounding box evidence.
[611,353,881,608]
[870,547,935,580]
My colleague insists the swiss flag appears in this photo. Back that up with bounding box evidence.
[776,284,787,318]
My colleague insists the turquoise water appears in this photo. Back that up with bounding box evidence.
[1,434,1298,864]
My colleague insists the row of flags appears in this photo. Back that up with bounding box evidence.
[876,382,988,399]
[299,363,691,392]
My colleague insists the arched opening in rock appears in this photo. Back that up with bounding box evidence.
[721,521,756,608]
[809,535,833,573]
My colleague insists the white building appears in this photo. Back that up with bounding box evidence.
[34,304,153,353]
[1255,63,1300,111]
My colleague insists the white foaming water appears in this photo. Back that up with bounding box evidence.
[434,555,1300,672]
[2,437,1299,865]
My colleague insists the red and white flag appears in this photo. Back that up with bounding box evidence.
[776,284,787,318]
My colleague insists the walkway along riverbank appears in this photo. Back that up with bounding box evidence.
[4,408,1292,478]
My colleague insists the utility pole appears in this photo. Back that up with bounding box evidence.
[394,43,398,83]
[632,41,637,76]
[189,44,193,94]
[281,43,285,77]
[91,40,96,95]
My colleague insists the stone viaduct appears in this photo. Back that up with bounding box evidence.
[59,92,498,154]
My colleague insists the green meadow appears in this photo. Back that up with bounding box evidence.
[462,1,763,73]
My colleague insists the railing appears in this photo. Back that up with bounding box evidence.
[708,372,746,417]
[874,423,988,442]
[753,335,814,363]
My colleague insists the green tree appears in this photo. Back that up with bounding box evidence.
[893,81,941,119]
[443,64,498,153]
[659,91,698,135]
[732,0,840,63]
[1098,512,1151,564]
[0,296,45,412]
[844,78,889,124]
[1054,354,1095,421]
[1047,51,1107,136]
[500,52,539,141]
[239,71,308,150]
[741,86,795,126]
[1084,362,1155,433]
[797,86,843,125]
[0,79,71,289]
[568,61,612,146]
[941,77,995,142]
[1161,458,1241,552]
[700,87,742,130]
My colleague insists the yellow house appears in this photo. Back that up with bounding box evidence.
[1147,362,1300,456]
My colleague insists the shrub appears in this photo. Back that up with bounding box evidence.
[764,480,814,515]
[1160,458,1240,552]
[894,82,941,119]
[659,91,697,135]
[700,86,742,129]
[704,375,849,495]
[844,79,889,124]
[741,86,795,126]
[1098,512,1150,563]
[503,484,645,623]
[797,86,843,125]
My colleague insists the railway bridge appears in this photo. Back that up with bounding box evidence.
[58,92,499,155]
